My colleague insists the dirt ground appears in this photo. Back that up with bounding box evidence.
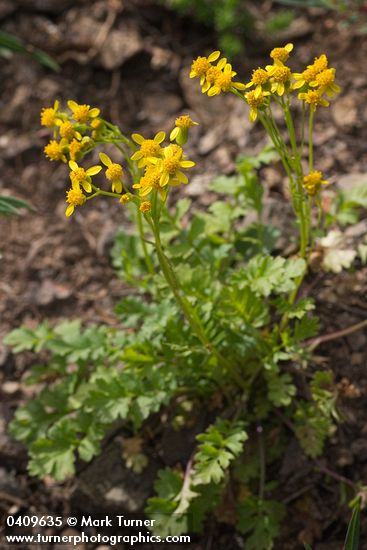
[1,1,367,548]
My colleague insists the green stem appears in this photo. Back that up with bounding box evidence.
[257,424,266,501]
[150,216,246,389]
[309,110,314,172]
[137,209,155,276]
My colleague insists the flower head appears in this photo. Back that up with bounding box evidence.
[311,68,340,97]
[67,100,100,124]
[44,140,66,162]
[293,54,329,90]
[40,100,60,127]
[204,62,246,96]
[69,160,102,193]
[131,132,165,168]
[270,43,293,64]
[120,194,130,204]
[245,89,270,121]
[150,144,195,187]
[245,68,269,96]
[69,139,83,161]
[99,153,124,193]
[65,186,86,217]
[266,64,292,96]
[59,121,78,141]
[190,51,221,85]
[303,171,329,196]
[139,201,151,213]
[133,166,164,198]
[298,90,329,112]
[170,114,198,145]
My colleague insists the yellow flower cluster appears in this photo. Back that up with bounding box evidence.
[303,171,329,196]
[131,132,195,201]
[190,51,246,96]
[41,101,197,217]
[41,100,103,163]
[190,44,340,120]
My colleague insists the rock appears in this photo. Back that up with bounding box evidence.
[139,93,183,126]
[332,95,358,129]
[2,381,20,395]
[100,28,143,71]
[33,279,73,306]
[72,441,159,515]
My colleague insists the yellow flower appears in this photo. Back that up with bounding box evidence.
[133,167,164,198]
[266,64,292,96]
[69,139,83,161]
[293,55,329,90]
[190,51,221,85]
[44,140,66,162]
[270,43,293,64]
[245,68,269,96]
[120,194,130,204]
[40,100,60,127]
[207,62,246,96]
[150,144,195,187]
[139,201,151,213]
[65,186,86,217]
[201,65,223,93]
[245,89,270,122]
[303,171,329,196]
[170,115,198,145]
[298,90,329,112]
[59,121,78,141]
[99,152,124,193]
[131,131,165,168]
[310,68,340,97]
[69,160,102,193]
[67,100,100,123]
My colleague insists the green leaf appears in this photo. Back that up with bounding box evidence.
[0,31,60,71]
[237,497,285,550]
[0,195,34,216]
[235,255,306,297]
[194,420,247,485]
[4,322,51,352]
[29,438,75,480]
[344,501,360,550]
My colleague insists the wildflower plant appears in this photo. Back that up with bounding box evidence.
[4,45,362,549]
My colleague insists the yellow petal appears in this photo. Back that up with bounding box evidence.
[69,160,78,170]
[175,171,188,184]
[99,152,112,167]
[160,173,169,187]
[155,131,166,144]
[89,108,100,118]
[285,43,294,52]
[180,160,195,168]
[82,181,92,193]
[112,181,122,193]
[170,127,180,141]
[86,165,102,176]
[65,204,74,217]
[132,133,144,144]
[67,100,78,111]
[208,51,220,62]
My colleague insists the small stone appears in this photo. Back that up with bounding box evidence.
[332,95,358,129]
[100,28,143,70]
[2,381,20,395]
